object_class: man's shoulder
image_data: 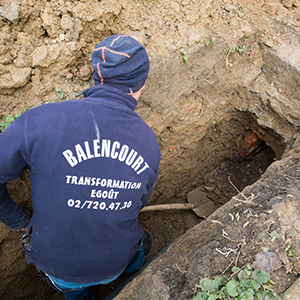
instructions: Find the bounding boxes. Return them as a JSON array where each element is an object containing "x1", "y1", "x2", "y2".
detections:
[{"x1": 24, "y1": 99, "x2": 83, "y2": 115}]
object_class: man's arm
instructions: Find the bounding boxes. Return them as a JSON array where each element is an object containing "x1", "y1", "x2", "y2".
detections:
[
  {"x1": 140, "y1": 181, "x2": 157, "y2": 209},
  {"x1": 0, "y1": 184, "x2": 30, "y2": 230},
  {"x1": 0, "y1": 114, "x2": 30, "y2": 230}
]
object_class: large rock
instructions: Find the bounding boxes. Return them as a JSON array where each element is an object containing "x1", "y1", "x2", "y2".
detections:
[
  {"x1": 73, "y1": 1, "x2": 122, "y2": 22},
  {"x1": 60, "y1": 15, "x2": 82, "y2": 41},
  {"x1": 0, "y1": 0, "x2": 19, "y2": 22},
  {"x1": 40, "y1": 4, "x2": 60, "y2": 38},
  {"x1": 31, "y1": 42, "x2": 78, "y2": 68},
  {"x1": 0, "y1": 65, "x2": 31, "y2": 94}
]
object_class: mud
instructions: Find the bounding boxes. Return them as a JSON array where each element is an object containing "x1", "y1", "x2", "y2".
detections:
[{"x1": 0, "y1": 0, "x2": 300, "y2": 299}]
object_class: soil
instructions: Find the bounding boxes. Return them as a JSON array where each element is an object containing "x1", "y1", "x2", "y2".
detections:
[
  {"x1": 111, "y1": 149, "x2": 300, "y2": 300},
  {"x1": 0, "y1": 0, "x2": 300, "y2": 299}
]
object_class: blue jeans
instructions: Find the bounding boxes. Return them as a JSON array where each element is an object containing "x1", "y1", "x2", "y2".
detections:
[{"x1": 42, "y1": 242, "x2": 145, "y2": 300}]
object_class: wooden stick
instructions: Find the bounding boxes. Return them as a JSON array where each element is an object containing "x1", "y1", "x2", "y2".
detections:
[{"x1": 140, "y1": 203, "x2": 195, "y2": 212}]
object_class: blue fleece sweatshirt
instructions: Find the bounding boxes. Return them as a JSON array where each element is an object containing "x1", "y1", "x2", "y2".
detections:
[{"x1": 0, "y1": 85, "x2": 160, "y2": 283}]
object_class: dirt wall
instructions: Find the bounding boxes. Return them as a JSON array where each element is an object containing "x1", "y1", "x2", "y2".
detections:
[{"x1": 1, "y1": 0, "x2": 300, "y2": 299}]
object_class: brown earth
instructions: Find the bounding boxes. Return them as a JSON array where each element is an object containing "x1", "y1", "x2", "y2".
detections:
[{"x1": 0, "y1": 0, "x2": 300, "y2": 299}]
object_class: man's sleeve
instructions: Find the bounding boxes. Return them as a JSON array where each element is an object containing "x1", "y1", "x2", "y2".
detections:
[
  {"x1": 0, "y1": 184, "x2": 30, "y2": 230},
  {"x1": 140, "y1": 167, "x2": 159, "y2": 208},
  {"x1": 140, "y1": 143, "x2": 161, "y2": 209},
  {"x1": 0, "y1": 114, "x2": 31, "y2": 230},
  {"x1": 140, "y1": 184, "x2": 156, "y2": 209}
]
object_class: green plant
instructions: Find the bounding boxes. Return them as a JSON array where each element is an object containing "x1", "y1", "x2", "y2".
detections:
[
  {"x1": 0, "y1": 113, "x2": 21, "y2": 132},
  {"x1": 179, "y1": 47, "x2": 188, "y2": 63},
  {"x1": 55, "y1": 87, "x2": 65, "y2": 100},
  {"x1": 0, "y1": 105, "x2": 40, "y2": 133},
  {"x1": 285, "y1": 245, "x2": 293, "y2": 257},
  {"x1": 228, "y1": 44, "x2": 246, "y2": 54},
  {"x1": 206, "y1": 39, "x2": 215, "y2": 46},
  {"x1": 225, "y1": 44, "x2": 247, "y2": 67},
  {"x1": 192, "y1": 264, "x2": 280, "y2": 300}
]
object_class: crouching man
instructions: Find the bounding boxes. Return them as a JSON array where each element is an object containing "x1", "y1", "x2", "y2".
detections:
[{"x1": 0, "y1": 34, "x2": 160, "y2": 300}]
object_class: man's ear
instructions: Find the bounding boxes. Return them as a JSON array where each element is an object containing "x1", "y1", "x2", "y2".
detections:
[
  {"x1": 131, "y1": 81, "x2": 147, "y2": 101},
  {"x1": 132, "y1": 89, "x2": 142, "y2": 101}
]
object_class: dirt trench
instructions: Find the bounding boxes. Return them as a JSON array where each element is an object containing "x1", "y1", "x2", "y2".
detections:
[{"x1": 1, "y1": 0, "x2": 300, "y2": 299}]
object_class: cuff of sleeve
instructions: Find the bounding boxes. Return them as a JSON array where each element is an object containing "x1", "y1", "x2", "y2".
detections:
[
  {"x1": 6, "y1": 210, "x2": 31, "y2": 231},
  {"x1": 0, "y1": 184, "x2": 31, "y2": 231}
]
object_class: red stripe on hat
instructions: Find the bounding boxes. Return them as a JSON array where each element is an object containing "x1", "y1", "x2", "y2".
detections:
[
  {"x1": 97, "y1": 63, "x2": 104, "y2": 85},
  {"x1": 102, "y1": 47, "x2": 106, "y2": 63},
  {"x1": 93, "y1": 46, "x2": 131, "y2": 59},
  {"x1": 105, "y1": 48, "x2": 130, "y2": 58},
  {"x1": 110, "y1": 35, "x2": 127, "y2": 47}
]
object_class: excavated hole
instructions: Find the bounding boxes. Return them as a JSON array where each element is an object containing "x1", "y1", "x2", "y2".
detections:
[
  {"x1": 95, "y1": 111, "x2": 286, "y2": 298},
  {"x1": 140, "y1": 111, "x2": 284, "y2": 258}
]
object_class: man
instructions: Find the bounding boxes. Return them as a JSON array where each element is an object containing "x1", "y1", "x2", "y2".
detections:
[{"x1": 0, "y1": 34, "x2": 161, "y2": 300}]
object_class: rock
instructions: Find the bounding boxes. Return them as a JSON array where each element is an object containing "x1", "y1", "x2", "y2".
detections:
[
  {"x1": 61, "y1": 15, "x2": 82, "y2": 41},
  {"x1": 282, "y1": 0, "x2": 296, "y2": 8},
  {"x1": 0, "y1": 25, "x2": 11, "y2": 41},
  {"x1": 14, "y1": 52, "x2": 32, "y2": 68},
  {"x1": 0, "y1": 53, "x2": 13, "y2": 64},
  {"x1": 61, "y1": 15, "x2": 75, "y2": 31},
  {"x1": 73, "y1": 2, "x2": 122, "y2": 22},
  {"x1": 31, "y1": 42, "x2": 80, "y2": 70},
  {"x1": 266, "y1": 3, "x2": 278, "y2": 15},
  {"x1": 78, "y1": 65, "x2": 92, "y2": 81},
  {"x1": 275, "y1": 42, "x2": 300, "y2": 72},
  {"x1": 16, "y1": 33, "x2": 32, "y2": 48},
  {"x1": 276, "y1": 248, "x2": 291, "y2": 273},
  {"x1": 251, "y1": 251, "x2": 282, "y2": 272},
  {"x1": 0, "y1": 64, "x2": 31, "y2": 93},
  {"x1": 240, "y1": 22, "x2": 254, "y2": 36},
  {"x1": 40, "y1": 4, "x2": 55, "y2": 28},
  {"x1": 32, "y1": 44, "x2": 62, "y2": 67},
  {"x1": 230, "y1": 19, "x2": 239, "y2": 26},
  {"x1": 225, "y1": 4, "x2": 238, "y2": 12},
  {"x1": 0, "y1": 0, "x2": 19, "y2": 22},
  {"x1": 32, "y1": 46, "x2": 50, "y2": 67},
  {"x1": 40, "y1": 4, "x2": 60, "y2": 38}
]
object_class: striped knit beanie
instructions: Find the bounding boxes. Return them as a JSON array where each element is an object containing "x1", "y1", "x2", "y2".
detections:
[{"x1": 92, "y1": 34, "x2": 149, "y2": 94}]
